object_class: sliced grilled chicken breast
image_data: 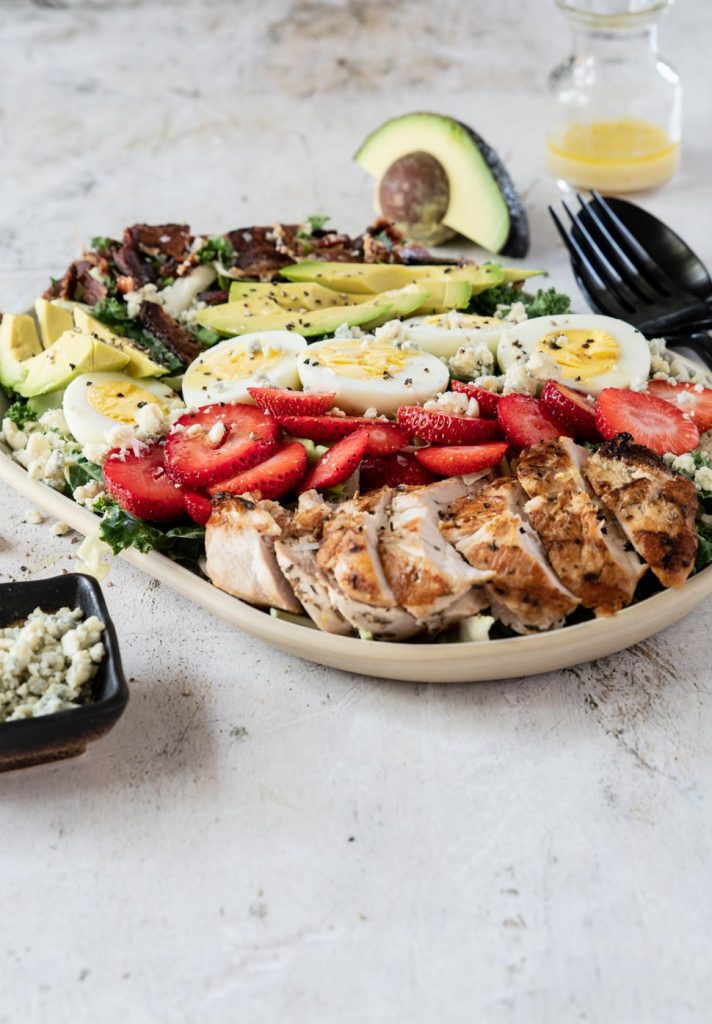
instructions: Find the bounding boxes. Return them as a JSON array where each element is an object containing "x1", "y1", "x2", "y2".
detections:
[
  {"x1": 274, "y1": 492, "x2": 351, "y2": 635},
  {"x1": 206, "y1": 494, "x2": 301, "y2": 613},
  {"x1": 517, "y1": 438, "x2": 646, "y2": 615},
  {"x1": 379, "y1": 478, "x2": 492, "y2": 626},
  {"x1": 584, "y1": 434, "x2": 698, "y2": 588},
  {"x1": 440, "y1": 477, "x2": 579, "y2": 633},
  {"x1": 317, "y1": 489, "x2": 422, "y2": 639}
]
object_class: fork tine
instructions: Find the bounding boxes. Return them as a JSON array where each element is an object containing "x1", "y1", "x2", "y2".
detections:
[
  {"x1": 549, "y1": 206, "x2": 630, "y2": 319},
  {"x1": 560, "y1": 199, "x2": 640, "y2": 312},
  {"x1": 575, "y1": 193, "x2": 660, "y2": 303},
  {"x1": 589, "y1": 190, "x2": 676, "y2": 294}
]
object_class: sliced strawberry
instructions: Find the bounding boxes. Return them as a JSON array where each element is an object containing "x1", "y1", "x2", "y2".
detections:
[
  {"x1": 361, "y1": 422, "x2": 410, "y2": 455},
  {"x1": 496, "y1": 394, "x2": 565, "y2": 449},
  {"x1": 396, "y1": 406, "x2": 501, "y2": 445},
  {"x1": 647, "y1": 379, "x2": 712, "y2": 432},
  {"x1": 209, "y1": 441, "x2": 308, "y2": 499},
  {"x1": 450, "y1": 380, "x2": 502, "y2": 418},
  {"x1": 277, "y1": 413, "x2": 391, "y2": 443},
  {"x1": 104, "y1": 443, "x2": 185, "y2": 522},
  {"x1": 595, "y1": 388, "x2": 700, "y2": 455},
  {"x1": 164, "y1": 403, "x2": 281, "y2": 488},
  {"x1": 184, "y1": 491, "x2": 212, "y2": 527},
  {"x1": 541, "y1": 380, "x2": 599, "y2": 441},
  {"x1": 299, "y1": 430, "x2": 369, "y2": 493},
  {"x1": 360, "y1": 452, "x2": 436, "y2": 491},
  {"x1": 415, "y1": 442, "x2": 509, "y2": 476},
  {"x1": 248, "y1": 387, "x2": 335, "y2": 417}
]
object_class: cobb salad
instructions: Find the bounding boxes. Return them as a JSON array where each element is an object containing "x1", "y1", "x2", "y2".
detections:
[{"x1": 2, "y1": 217, "x2": 712, "y2": 644}]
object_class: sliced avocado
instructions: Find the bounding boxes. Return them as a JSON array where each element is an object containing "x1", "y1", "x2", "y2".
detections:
[
  {"x1": 411, "y1": 278, "x2": 472, "y2": 314},
  {"x1": 16, "y1": 330, "x2": 129, "y2": 398},
  {"x1": 35, "y1": 299, "x2": 74, "y2": 348},
  {"x1": 354, "y1": 112, "x2": 529, "y2": 257},
  {"x1": 280, "y1": 260, "x2": 504, "y2": 295},
  {"x1": 27, "y1": 389, "x2": 65, "y2": 417},
  {"x1": 72, "y1": 307, "x2": 168, "y2": 377},
  {"x1": 500, "y1": 266, "x2": 546, "y2": 283},
  {"x1": 228, "y1": 281, "x2": 358, "y2": 311},
  {"x1": 0, "y1": 314, "x2": 43, "y2": 389}
]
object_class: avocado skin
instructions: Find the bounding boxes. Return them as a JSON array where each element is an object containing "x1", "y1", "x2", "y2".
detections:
[{"x1": 454, "y1": 120, "x2": 530, "y2": 258}]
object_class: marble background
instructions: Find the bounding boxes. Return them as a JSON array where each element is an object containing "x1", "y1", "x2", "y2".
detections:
[{"x1": 1, "y1": 1, "x2": 712, "y2": 1022}]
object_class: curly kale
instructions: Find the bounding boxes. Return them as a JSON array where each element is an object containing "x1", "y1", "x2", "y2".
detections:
[
  {"x1": 470, "y1": 282, "x2": 572, "y2": 319},
  {"x1": 94, "y1": 496, "x2": 205, "y2": 572},
  {"x1": 197, "y1": 235, "x2": 236, "y2": 266}
]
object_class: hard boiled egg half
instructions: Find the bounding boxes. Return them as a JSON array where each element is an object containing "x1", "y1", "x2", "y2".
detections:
[
  {"x1": 297, "y1": 336, "x2": 449, "y2": 415},
  {"x1": 182, "y1": 331, "x2": 306, "y2": 407},
  {"x1": 63, "y1": 372, "x2": 183, "y2": 448},
  {"x1": 402, "y1": 312, "x2": 506, "y2": 358},
  {"x1": 497, "y1": 314, "x2": 651, "y2": 395}
]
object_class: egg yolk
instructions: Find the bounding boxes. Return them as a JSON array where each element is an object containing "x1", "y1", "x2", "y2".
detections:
[
  {"x1": 199, "y1": 343, "x2": 283, "y2": 381},
  {"x1": 88, "y1": 381, "x2": 167, "y2": 422},
  {"x1": 312, "y1": 341, "x2": 410, "y2": 380},
  {"x1": 536, "y1": 329, "x2": 619, "y2": 382}
]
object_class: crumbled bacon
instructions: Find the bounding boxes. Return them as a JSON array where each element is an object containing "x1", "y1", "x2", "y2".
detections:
[
  {"x1": 127, "y1": 223, "x2": 191, "y2": 262},
  {"x1": 138, "y1": 301, "x2": 203, "y2": 364}
]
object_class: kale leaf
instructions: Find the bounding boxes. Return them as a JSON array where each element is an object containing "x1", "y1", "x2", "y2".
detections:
[
  {"x1": 198, "y1": 235, "x2": 236, "y2": 266},
  {"x1": 65, "y1": 457, "x2": 104, "y2": 493},
  {"x1": 90, "y1": 235, "x2": 116, "y2": 251},
  {"x1": 4, "y1": 400, "x2": 35, "y2": 428},
  {"x1": 91, "y1": 297, "x2": 183, "y2": 374},
  {"x1": 525, "y1": 287, "x2": 572, "y2": 318},
  {"x1": 189, "y1": 324, "x2": 222, "y2": 348},
  {"x1": 298, "y1": 215, "x2": 330, "y2": 238},
  {"x1": 95, "y1": 496, "x2": 206, "y2": 571},
  {"x1": 696, "y1": 521, "x2": 712, "y2": 573},
  {"x1": 469, "y1": 282, "x2": 572, "y2": 319}
]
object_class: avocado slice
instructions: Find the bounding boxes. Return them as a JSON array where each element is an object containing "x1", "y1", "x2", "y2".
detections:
[
  {"x1": 280, "y1": 261, "x2": 504, "y2": 295},
  {"x1": 500, "y1": 266, "x2": 546, "y2": 283},
  {"x1": 354, "y1": 113, "x2": 529, "y2": 257},
  {"x1": 16, "y1": 330, "x2": 129, "y2": 398},
  {"x1": 27, "y1": 389, "x2": 65, "y2": 417},
  {"x1": 197, "y1": 285, "x2": 429, "y2": 338},
  {"x1": 0, "y1": 314, "x2": 43, "y2": 389},
  {"x1": 228, "y1": 281, "x2": 359, "y2": 311},
  {"x1": 35, "y1": 299, "x2": 74, "y2": 348},
  {"x1": 72, "y1": 307, "x2": 168, "y2": 377}
]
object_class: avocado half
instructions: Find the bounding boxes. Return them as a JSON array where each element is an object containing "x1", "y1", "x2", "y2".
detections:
[{"x1": 354, "y1": 112, "x2": 530, "y2": 258}]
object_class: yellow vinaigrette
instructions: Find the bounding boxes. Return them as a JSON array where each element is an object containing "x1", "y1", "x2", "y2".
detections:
[
  {"x1": 537, "y1": 329, "x2": 619, "y2": 382},
  {"x1": 88, "y1": 380, "x2": 168, "y2": 422},
  {"x1": 313, "y1": 341, "x2": 410, "y2": 380},
  {"x1": 546, "y1": 118, "x2": 680, "y2": 192}
]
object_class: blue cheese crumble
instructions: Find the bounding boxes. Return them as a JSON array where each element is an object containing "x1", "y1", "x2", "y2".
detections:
[{"x1": 0, "y1": 607, "x2": 105, "y2": 721}]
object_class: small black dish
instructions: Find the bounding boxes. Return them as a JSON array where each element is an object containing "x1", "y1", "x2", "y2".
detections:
[{"x1": 0, "y1": 574, "x2": 128, "y2": 773}]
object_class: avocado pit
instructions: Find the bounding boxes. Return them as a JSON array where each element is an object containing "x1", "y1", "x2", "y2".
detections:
[{"x1": 378, "y1": 152, "x2": 456, "y2": 246}]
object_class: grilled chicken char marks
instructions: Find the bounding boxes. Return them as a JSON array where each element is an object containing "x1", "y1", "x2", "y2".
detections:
[
  {"x1": 584, "y1": 434, "x2": 698, "y2": 588},
  {"x1": 205, "y1": 494, "x2": 301, "y2": 613},
  {"x1": 441, "y1": 477, "x2": 579, "y2": 633},
  {"x1": 517, "y1": 438, "x2": 646, "y2": 616}
]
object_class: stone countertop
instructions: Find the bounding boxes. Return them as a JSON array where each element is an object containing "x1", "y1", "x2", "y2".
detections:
[{"x1": 1, "y1": 2, "x2": 711, "y2": 1021}]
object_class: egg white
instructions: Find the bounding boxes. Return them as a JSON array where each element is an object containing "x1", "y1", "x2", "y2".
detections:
[
  {"x1": 63, "y1": 372, "x2": 182, "y2": 448},
  {"x1": 297, "y1": 337, "x2": 449, "y2": 415},
  {"x1": 402, "y1": 312, "x2": 506, "y2": 358},
  {"x1": 182, "y1": 330, "x2": 306, "y2": 408},
  {"x1": 497, "y1": 314, "x2": 651, "y2": 395}
]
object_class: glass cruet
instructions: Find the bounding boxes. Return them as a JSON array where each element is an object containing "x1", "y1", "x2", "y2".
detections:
[{"x1": 546, "y1": 0, "x2": 682, "y2": 193}]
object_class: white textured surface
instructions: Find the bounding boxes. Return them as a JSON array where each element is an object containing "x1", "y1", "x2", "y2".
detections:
[{"x1": 2, "y1": 1, "x2": 712, "y2": 1021}]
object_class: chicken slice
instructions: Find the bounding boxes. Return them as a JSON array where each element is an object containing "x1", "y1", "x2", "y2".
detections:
[
  {"x1": 274, "y1": 492, "x2": 351, "y2": 635},
  {"x1": 379, "y1": 477, "x2": 493, "y2": 626},
  {"x1": 584, "y1": 434, "x2": 698, "y2": 588},
  {"x1": 317, "y1": 488, "x2": 422, "y2": 639},
  {"x1": 440, "y1": 477, "x2": 579, "y2": 633},
  {"x1": 517, "y1": 438, "x2": 646, "y2": 615},
  {"x1": 206, "y1": 493, "x2": 301, "y2": 612}
]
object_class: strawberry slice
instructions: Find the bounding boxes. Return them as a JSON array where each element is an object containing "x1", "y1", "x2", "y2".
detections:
[
  {"x1": 164, "y1": 403, "x2": 281, "y2": 488},
  {"x1": 496, "y1": 394, "x2": 565, "y2": 449},
  {"x1": 104, "y1": 442, "x2": 186, "y2": 522},
  {"x1": 647, "y1": 379, "x2": 712, "y2": 432},
  {"x1": 541, "y1": 380, "x2": 599, "y2": 441},
  {"x1": 184, "y1": 491, "x2": 212, "y2": 527},
  {"x1": 360, "y1": 422, "x2": 410, "y2": 455},
  {"x1": 360, "y1": 452, "x2": 436, "y2": 491},
  {"x1": 595, "y1": 387, "x2": 700, "y2": 455},
  {"x1": 208, "y1": 441, "x2": 308, "y2": 499},
  {"x1": 396, "y1": 406, "x2": 501, "y2": 444},
  {"x1": 450, "y1": 380, "x2": 502, "y2": 418},
  {"x1": 276, "y1": 413, "x2": 388, "y2": 443},
  {"x1": 415, "y1": 442, "x2": 509, "y2": 476},
  {"x1": 248, "y1": 387, "x2": 335, "y2": 417},
  {"x1": 299, "y1": 430, "x2": 369, "y2": 493}
]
